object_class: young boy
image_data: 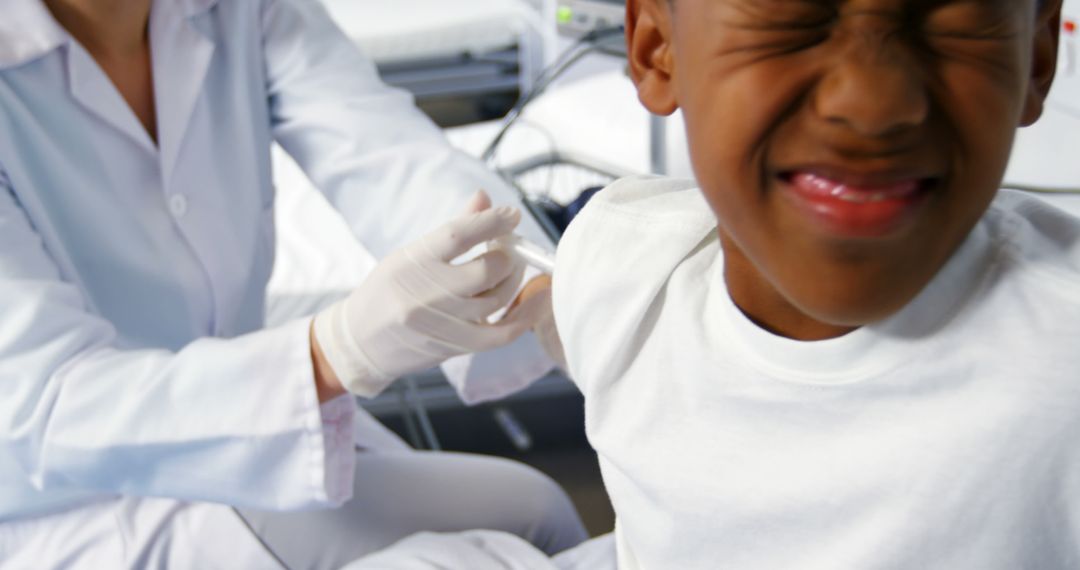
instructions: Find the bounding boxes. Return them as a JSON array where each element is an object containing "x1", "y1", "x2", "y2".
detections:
[{"x1": 553, "y1": 0, "x2": 1080, "y2": 568}]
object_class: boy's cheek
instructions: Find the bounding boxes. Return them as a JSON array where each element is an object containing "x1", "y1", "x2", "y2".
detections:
[{"x1": 931, "y1": 73, "x2": 1027, "y2": 181}]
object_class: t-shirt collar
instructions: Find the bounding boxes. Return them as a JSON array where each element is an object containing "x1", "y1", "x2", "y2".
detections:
[{"x1": 713, "y1": 217, "x2": 996, "y2": 384}]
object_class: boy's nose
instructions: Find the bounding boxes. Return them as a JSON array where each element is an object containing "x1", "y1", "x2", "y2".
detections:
[{"x1": 812, "y1": 34, "x2": 929, "y2": 139}]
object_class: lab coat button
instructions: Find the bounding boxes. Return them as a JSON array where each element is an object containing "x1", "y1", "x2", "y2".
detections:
[{"x1": 169, "y1": 194, "x2": 188, "y2": 217}]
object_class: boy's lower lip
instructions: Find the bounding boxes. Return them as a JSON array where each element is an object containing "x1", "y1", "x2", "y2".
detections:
[{"x1": 779, "y1": 171, "x2": 934, "y2": 238}]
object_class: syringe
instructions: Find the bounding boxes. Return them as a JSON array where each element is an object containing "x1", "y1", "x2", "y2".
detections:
[{"x1": 494, "y1": 234, "x2": 557, "y2": 274}]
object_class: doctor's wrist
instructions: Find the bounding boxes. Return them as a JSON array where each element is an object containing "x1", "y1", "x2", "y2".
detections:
[{"x1": 310, "y1": 321, "x2": 347, "y2": 403}]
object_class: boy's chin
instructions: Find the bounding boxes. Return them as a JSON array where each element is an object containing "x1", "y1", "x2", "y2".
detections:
[
  {"x1": 786, "y1": 290, "x2": 917, "y2": 336},
  {"x1": 755, "y1": 252, "x2": 945, "y2": 339}
]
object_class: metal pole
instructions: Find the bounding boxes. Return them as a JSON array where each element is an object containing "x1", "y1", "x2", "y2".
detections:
[{"x1": 649, "y1": 113, "x2": 667, "y2": 175}]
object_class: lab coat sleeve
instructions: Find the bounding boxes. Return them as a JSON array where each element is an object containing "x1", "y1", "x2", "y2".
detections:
[
  {"x1": 260, "y1": 0, "x2": 556, "y2": 403},
  {"x1": 0, "y1": 173, "x2": 354, "y2": 512}
]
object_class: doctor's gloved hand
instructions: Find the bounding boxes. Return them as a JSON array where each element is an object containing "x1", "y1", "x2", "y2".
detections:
[{"x1": 313, "y1": 191, "x2": 538, "y2": 398}]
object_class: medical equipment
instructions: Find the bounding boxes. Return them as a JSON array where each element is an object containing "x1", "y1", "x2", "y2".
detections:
[
  {"x1": 476, "y1": 22, "x2": 627, "y2": 248},
  {"x1": 482, "y1": 24, "x2": 625, "y2": 167},
  {"x1": 320, "y1": 0, "x2": 554, "y2": 126},
  {"x1": 556, "y1": 0, "x2": 626, "y2": 42}
]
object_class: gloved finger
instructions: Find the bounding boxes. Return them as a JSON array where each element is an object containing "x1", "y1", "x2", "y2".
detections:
[
  {"x1": 462, "y1": 190, "x2": 492, "y2": 214},
  {"x1": 423, "y1": 207, "x2": 522, "y2": 262},
  {"x1": 392, "y1": 303, "x2": 527, "y2": 355},
  {"x1": 477, "y1": 259, "x2": 527, "y2": 309},
  {"x1": 446, "y1": 259, "x2": 527, "y2": 321},
  {"x1": 433, "y1": 249, "x2": 517, "y2": 298},
  {"x1": 449, "y1": 318, "x2": 533, "y2": 352}
]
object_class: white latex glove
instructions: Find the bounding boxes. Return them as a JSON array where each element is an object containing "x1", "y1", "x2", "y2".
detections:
[{"x1": 314, "y1": 191, "x2": 539, "y2": 398}]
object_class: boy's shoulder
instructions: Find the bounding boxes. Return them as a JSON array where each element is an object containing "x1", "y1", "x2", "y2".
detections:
[
  {"x1": 985, "y1": 190, "x2": 1080, "y2": 290},
  {"x1": 553, "y1": 176, "x2": 720, "y2": 386},
  {"x1": 571, "y1": 175, "x2": 716, "y2": 224},
  {"x1": 555, "y1": 176, "x2": 718, "y2": 286}
]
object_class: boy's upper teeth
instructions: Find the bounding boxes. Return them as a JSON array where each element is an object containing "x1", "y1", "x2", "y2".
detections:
[{"x1": 793, "y1": 172, "x2": 919, "y2": 203}]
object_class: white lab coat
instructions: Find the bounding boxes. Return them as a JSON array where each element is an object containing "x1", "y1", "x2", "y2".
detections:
[{"x1": 0, "y1": 0, "x2": 551, "y2": 565}]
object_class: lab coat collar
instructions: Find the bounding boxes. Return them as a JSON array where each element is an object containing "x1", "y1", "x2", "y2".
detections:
[
  {"x1": 0, "y1": 1, "x2": 67, "y2": 69},
  {"x1": 0, "y1": 0, "x2": 219, "y2": 69},
  {"x1": 0, "y1": 1, "x2": 161, "y2": 152},
  {"x1": 0, "y1": 0, "x2": 223, "y2": 171},
  {"x1": 181, "y1": 0, "x2": 220, "y2": 17},
  {"x1": 154, "y1": 0, "x2": 218, "y2": 181}
]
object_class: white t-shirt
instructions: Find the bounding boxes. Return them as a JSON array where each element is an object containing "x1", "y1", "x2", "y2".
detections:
[{"x1": 553, "y1": 176, "x2": 1080, "y2": 570}]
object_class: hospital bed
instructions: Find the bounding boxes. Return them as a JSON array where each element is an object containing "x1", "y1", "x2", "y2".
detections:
[{"x1": 320, "y1": 0, "x2": 556, "y2": 126}]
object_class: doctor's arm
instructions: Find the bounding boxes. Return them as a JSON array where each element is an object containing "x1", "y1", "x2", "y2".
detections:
[
  {"x1": 260, "y1": 0, "x2": 552, "y2": 257},
  {"x1": 0, "y1": 176, "x2": 352, "y2": 512},
  {"x1": 260, "y1": 0, "x2": 559, "y2": 402}
]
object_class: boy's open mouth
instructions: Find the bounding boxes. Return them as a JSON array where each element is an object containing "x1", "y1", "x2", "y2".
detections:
[{"x1": 777, "y1": 169, "x2": 938, "y2": 238}]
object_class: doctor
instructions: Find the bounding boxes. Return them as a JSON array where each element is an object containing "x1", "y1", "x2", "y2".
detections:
[{"x1": 0, "y1": 0, "x2": 585, "y2": 567}]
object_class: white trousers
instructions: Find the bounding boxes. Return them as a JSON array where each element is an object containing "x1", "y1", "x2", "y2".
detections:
[
  {"x1": 237, "y1": 450, "x2": 589, "y2": 570},
  {"x1": 342, "y1": 530, "x2": 618, "y2": 570}
]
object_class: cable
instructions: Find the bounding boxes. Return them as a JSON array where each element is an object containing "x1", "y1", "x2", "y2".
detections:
[
  {"x1": 485, "y1": 28, "x2": 623, "y2": 161},
  {"x1": 481, "y1": 25, "x2": 626, "y2": 168},
  {"x1": 403, "y1": 376, "x2": 441, "y2": 451},
  {"x1": 503, "y1": 118, "x2": 560, "y2": 197}
]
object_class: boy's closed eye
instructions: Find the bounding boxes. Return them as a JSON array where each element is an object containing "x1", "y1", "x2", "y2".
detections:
[
  {"x1": 705, "y1": 0, "x2": 1034, "y2": 72},
  {"x1": 922, "y1": 1, "x2": 1023, "y2": 39},
  {"x1": 716, "y1": 0, "x2": 1025, "y2": 41}
]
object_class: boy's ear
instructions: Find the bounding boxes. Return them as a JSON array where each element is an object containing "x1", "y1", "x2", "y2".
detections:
[
  {"x1": 1020, "y1": 0, "x2": 1063, "y2": 126},
  {"x1": 626, "y1": 0, "x2": 678, "y2": 116}
]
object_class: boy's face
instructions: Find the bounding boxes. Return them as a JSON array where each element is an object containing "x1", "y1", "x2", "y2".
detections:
[{"x1": 627, "y1": 0, "x2": 1062, "y2": 339}]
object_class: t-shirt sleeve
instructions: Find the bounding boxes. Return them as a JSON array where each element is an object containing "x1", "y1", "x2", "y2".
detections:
[{"x1": 552, "y1": 176, "x2": 714, "y2": 392}]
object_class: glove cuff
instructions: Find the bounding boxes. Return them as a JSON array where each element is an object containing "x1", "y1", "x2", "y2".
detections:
[{"x1": 313, "y1": 300, "x2": 395, "y2": 398}]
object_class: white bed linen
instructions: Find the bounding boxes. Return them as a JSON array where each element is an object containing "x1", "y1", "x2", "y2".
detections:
[
  {"x1": 321, "y1": 0, "x2": 533, "y2": 64},
  {"x1": 340, "y1": 530, "x2": 615, "y2": 569}
]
